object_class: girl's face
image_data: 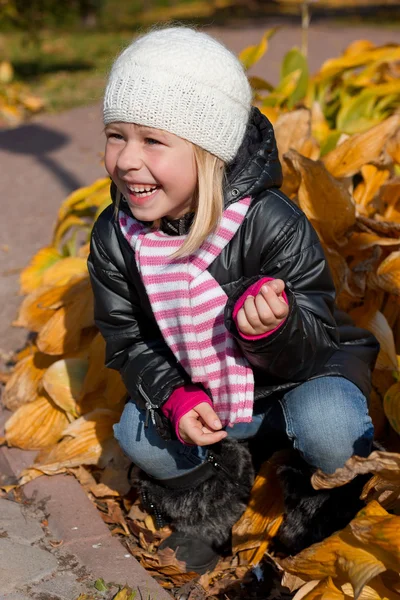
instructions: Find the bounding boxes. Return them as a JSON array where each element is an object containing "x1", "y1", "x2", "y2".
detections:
[{"x1": 104, "y1": 122, "x2": 197, "y2": 222}]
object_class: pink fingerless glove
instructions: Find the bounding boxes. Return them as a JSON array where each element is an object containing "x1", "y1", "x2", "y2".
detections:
[
  {"x1": 161, "y1": 384, "x2": 212, "y2": 444},
  {"x1": 233, "y1": 277, "x2": 288, "y2": 340}
]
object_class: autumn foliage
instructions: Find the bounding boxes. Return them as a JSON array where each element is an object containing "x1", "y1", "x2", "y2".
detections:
[{"x1": 1, "y1": 32, "x2": 400, "y2": 599}]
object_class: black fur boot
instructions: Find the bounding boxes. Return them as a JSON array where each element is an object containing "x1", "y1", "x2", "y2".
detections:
[
  {"x1": 138, "y1": 438, "x2": 255, "y2": 574},
  {"x1": 273, "y1": 452, "x2": 371, "y2": 556}
]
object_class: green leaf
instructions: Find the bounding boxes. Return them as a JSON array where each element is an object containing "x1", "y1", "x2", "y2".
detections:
[
  {"x1": 337, "y1": 91, "x2": 381, "y2": 134},
  {"x1": 280, "y1": 47, "x2": 309, "y2": 109},
  {"x1": 94, "y1": 578, "x2": 108, "y2": 592},
  {"x1": 320, "y1": 130, "x2": 342, "y2": 157},
  {"x1": 263, "y1": 69, "x2": 302, "y2": 108}
]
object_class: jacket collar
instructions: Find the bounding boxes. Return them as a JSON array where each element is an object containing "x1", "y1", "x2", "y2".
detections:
[
  {"x1": 112, "y1": 107, "x2": 282, "y2": 235},
  {"x1": 224, "y1": 106, "x2": 282, "y2": 207}
]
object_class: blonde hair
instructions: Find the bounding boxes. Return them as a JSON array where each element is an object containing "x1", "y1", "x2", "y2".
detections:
[
  {"x1": 113, "y1": 144, "x2": 225, "y2": 257},
  {"x1": 175, "y1": 145, "x2": 225, "y2": 258}
]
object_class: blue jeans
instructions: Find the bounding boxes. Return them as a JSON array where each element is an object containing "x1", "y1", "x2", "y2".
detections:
[{"x1": 114, "y1": 376, "x2": 374, "y2": 479}]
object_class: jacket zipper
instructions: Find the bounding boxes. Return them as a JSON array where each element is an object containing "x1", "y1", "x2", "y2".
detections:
[{"x1": 138, "y1": 383, "x2": 157, "y2": 428}]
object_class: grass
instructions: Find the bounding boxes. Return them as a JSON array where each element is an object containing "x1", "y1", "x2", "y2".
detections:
[{"x1": 1, "y1": 30, "x2": 136, "y2": 113}]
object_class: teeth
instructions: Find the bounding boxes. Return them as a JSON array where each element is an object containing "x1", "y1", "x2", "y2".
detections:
[{"x1": 127, "y1": 184, "x2": 157, "y2": 195}]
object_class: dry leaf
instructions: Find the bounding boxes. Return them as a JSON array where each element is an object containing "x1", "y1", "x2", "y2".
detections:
[
  {"x1": 4, "y1": 394, "x2": 69, "y2": 449},
  {"x1": 383, "y1": 383, "x2": 400, "y2": 434},
  {"x1": 3, "y1": 351, "x2": 55, "y2": 411},
  {"x1": 32, "y1": 409, "x2": 120, "y2": 472},
  {"x1": 323, "y1": 115, "x2": 399, "y2": 179},
  {"x1": 281, "y1": 505, "x2": 387, "y2": 599},
  {"x1": 293, "y1": 577, "x2": 346, "y2": 600},
  {"x1": 284, "y1": 149, "x2": 355, "y2": 245},
  {"x1": 349, "y1": 300, "x2": 397, "y2": 371},
  {"x1": 42, "y1": 358, "x2": 88, "y2": 416},
  {"x1": 232, "y1": 451, "x2": 286, "y2": 564},
  {"x1": 311, "y1": 452, "x2": 400, "y2": 490}
]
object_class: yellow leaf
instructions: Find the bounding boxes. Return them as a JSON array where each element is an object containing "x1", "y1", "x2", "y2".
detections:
[
  {"x1": 344, "y1": 233, "x2": 400, "y2": 255},
  {"x1": 3, "y1": 351, "x2": 56, "y2": 411},
  {"x1": 342, "y1": 575, "x2": 400, "y2": 600},
  {"x1": 284, "y1": 149, "x2": 355, "y2": 245},
  {"x1": 387, "y1": 131, "x2": 400, "y2": 166},
  {"x1": 36, "y1": 278, "x2": 94, "y2": 355},
  {"x1": 293, "y1": 577, "x2": 346, "y2": 600},
  {"x1": 22, "y1": 94, "x2": 44, "y2": 113},
  {"x1": 350, "y1": 514, "x2": 400, "y2": 572},
  {"x1": 323, "y1": 115, "x2": 400, "y2": 179},
  {"x1": 232, "y1": 451, "x2": 286, "y2": 564},
  {"x1": 33, "y1": 409, "x2": 120, "y2": 472},
  {"x1": 311, "y1": 102, "x2": 331, "y2": 146},
  {"x1": 79, "y1": 334, "x2": 108, "y2": 397},
  {"x1": 42, "y1": 358, "x2": 88, "y2": 417},
  {"x1": 248, "y1": 75, "x2": 274, "y2": 92},
  {"x1": 18, "y1": 468, "x2": 45, "y2": 486},
  {"x1": 0, "y1": 104, "x2": 23, "y2": 125},
  {"x1": 281, "y1": 503, "x2": 388, "y2": 600},
  {"x1": 20, "y1": 247, "x2": 63, "y2": 294},
  {"x1": 41, "y1": 257, "x2": 88, "y2": 288},
  {"x1": 274, "y1": 108, "x2": 313, "y2": 157},
  {"x1": 15, "y1": 283, "x2": 70, "y2": 331},
  {"x1": 259, "y1": 105, "x2": 280, "y2": 124},
  {"x1": 4, "y1": 395, "x2": 69, "y2": 450},
  {"x1": 343, "y1": 40, "x2": 376, "y2": 57},
  {"x1": 52, "y1": 215, "x2": 88, "y2": 249},
  {"x1": 0, "y1": 60, "x2": 14, "y2": 83},
  {"x1": 383, "y1": 383, "x2": 400, "y2": 434},
  {"x1": 354, "y1": 165, "x2": 391, "y2": 215},
  {"x1": 317, "y1": 46, "x2": 400, "y2": 81},
  {"x1": 322, "y1": 245, "x2": 355, "y2": 299},
  {"x1": 56, "y1": 178, "x2": 110, "y2": 222},
  {"x1": 113, "y1": 588, "x2": 136, "y2": 600},
  {"x1": 375, "y1": 251, "x2": 400, "y2": 296},
  {"x1": 368, "y1": 389, "x2": 387, "y2": 441},
  {"x1": 349, "y1": 300, "x2": 397, "y2": 371},
  {"x1": 239, "y1": 28, "x2": 277, "y2": 70}
]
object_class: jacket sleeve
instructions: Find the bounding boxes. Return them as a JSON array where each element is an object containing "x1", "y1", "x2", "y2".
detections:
[
  {"x1": 225, "y1": 212, "x2": 340, "y2": 381},
  {"x1": 87, "y1": 224, "x2": 191, "y2": 435}
]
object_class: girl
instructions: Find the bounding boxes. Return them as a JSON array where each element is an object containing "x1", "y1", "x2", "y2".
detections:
[{"x1": 88, "y1": 26, "x2": 378, "y2": 574}]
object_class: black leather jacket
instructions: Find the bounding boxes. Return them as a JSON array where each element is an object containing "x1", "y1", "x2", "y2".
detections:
[{"x1": 88, "y1": 108, "x2": 379, "y2": 438}]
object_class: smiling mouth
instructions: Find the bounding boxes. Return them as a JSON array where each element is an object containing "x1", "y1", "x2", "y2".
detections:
[{"x1": 126, "y1": 184, "x2": 159, "y2": 198}]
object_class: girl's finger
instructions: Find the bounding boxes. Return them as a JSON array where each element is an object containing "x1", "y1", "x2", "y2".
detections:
[
  {"x1": 236, "y1": 306, "x2": 254, "y2": 334},
  {"x1": 195, "y1": 402, "x2": 222, "y2": 430},
  {"x1": 268, "y1": 279, "x2": 285, "y2": 295},
  {"x1": 189, "y1": 429, "x2": 227, "y2": 447},
  {"x1": 242, "y1": 295, "x2": 263, "y2": 329},
  {"x1": 259, "y1": 285, "x2": 288, "y2": 319},
  {"x1": 254, "y1": 292, "x2": 274, "y2": 326}
]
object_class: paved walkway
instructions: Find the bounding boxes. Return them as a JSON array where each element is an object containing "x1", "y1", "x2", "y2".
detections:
[{"x1": 0, "y1": 20, "x2": 399, "y2": 600}]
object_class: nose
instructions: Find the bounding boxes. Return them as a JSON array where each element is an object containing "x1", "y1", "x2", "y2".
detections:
[{"x1": 116, "y1": 140, "x2": 143, "y2": 174}]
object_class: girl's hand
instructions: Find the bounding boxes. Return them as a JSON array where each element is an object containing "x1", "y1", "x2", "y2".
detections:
[
  {"x1": 236, "y1": 279, "x2": 288, "y2": 336},
  {"x1": 178, "y1": 402, "x2": 228, "y2": 446}
]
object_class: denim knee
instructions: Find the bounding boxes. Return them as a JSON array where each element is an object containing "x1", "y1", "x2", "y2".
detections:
[
  {"x1": 280, "y1": 377, "x2": 374, "y2": 474},
  {"x1": 113, "y1": 399, "x2": 208, "y2": 480}
]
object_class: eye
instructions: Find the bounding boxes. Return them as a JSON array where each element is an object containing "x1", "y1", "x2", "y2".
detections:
[
  {"x1": 106, "y1": 132, "x2": 124, "y2": 140},
  {"x1": 145, "y1": 137, "x2": 161, "y2": 145}
]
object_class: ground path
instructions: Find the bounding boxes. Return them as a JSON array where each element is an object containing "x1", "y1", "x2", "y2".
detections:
[{"x1": 1, "y1": 21, "x2": 399, "y2": 358}]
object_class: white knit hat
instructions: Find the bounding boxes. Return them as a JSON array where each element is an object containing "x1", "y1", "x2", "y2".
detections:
[{"x1": 103, "y1": 27, "x2": 252, "y2": 163}]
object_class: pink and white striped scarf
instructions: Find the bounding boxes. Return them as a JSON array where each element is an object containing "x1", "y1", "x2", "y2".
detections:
[{"x1": 119, "y1": 198, "x2": 254, "y2": 426}]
